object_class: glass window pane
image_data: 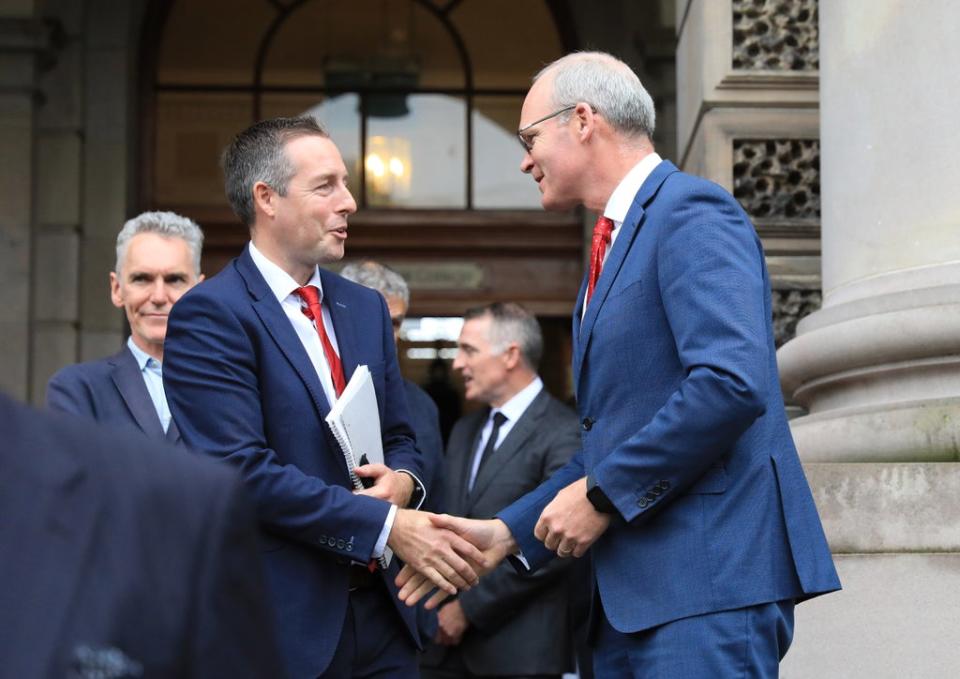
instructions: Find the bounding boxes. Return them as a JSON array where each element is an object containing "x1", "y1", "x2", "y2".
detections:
[
  {"x1": 366, "y1": 94, "x2": 465, "y2": 208},
  {"x1": 154, "y1": 92, "x2": 253, "y2": 206},
  {"x1": 263, "y1": 0, "x2": 464, "y2": 89},
  {"x1": 472, "y1": 96, "x2": 542, "y2": 209},
  {"x1": 260, "y1": 93, "x2": 362, "y2": 186}
]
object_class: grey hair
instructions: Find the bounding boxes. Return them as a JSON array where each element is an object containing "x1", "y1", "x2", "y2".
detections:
[
  {"x1": 340, "y1": 259, "x2": 410, "y2": 306},
  {"x1": 115, "y1": 211, "x2": 204, "y2": 275},
  {"x1": 463, "y1": 302, "x2": 543, "y2": 371},
  {"x1": 222, "y1": 116, "x2": 329, "y2": 226},
  {"x1": 535, "y1": 51, "x2": 656, "y2": 140}
]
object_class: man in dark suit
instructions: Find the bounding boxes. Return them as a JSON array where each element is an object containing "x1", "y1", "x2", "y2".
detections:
[
  {"x1": 162, "y1": 116, "x2": 484, "y2": 678},
  {"x1": 0, "y1": 391, "x2": 283, "y2": 678},
  {"x1": 421, "y1": 302, "x2": 580, "y2": 679},
  {"x1": 47, "y1": 211, "x2": 205, "y2": 445},
  {"x1": 399, "y1": 52, "x2": 841, "y2": 677}
]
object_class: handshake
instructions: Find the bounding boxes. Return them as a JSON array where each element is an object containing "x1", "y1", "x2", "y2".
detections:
[{"x1": 385, "y1": 476, "x2": 613, "y2": 609}]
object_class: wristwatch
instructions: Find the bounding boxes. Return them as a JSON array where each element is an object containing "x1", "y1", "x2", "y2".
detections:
[{"x1": 585, "y1": 475, "x2": 616, "y2": 514}]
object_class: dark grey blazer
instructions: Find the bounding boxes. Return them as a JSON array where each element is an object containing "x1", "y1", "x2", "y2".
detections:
[
  {"x1": 46, "y1": 346, "x2": 181, "y2": 445},
  {"x1": 422, "y1": 387, "x2": 581, "y2": 676}
]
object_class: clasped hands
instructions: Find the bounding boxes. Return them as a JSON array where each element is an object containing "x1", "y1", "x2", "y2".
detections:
[{"x1": 393, "y1": 476, "x2": 612, "y2": 610}]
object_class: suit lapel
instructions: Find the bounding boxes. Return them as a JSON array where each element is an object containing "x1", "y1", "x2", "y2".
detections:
[
  {"x1": 165, "y1": 417, "x2": 181, "y2": 445},
  {"x1": 237, "y1": 248, "x2": 333, "y2": 420},
  {"x1": 318, "y1": 269, "x2": 361, "y2": 384},
  {"x1": 467, "y1": 391, "x2": 549, "y2": 510},
  {"x1": 0, "y1": 408, "x2": 101, "y2": 666},
  {"x1": 575, "y1": 160, "x2": 679, "y2": 388},
  {"x1": 110, "y1": 348, "x2": 165, "y2": 439},
  {"x1": 448, "y1": 411, "x2": 487, "y2": 516}
]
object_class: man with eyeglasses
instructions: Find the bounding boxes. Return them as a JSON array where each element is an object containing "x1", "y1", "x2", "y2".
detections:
[{"x1": 398, "y1": 51, "x2": 840, "y2": 678}]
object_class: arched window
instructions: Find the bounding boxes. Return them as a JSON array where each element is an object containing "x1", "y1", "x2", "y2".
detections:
[{"x1": 146, "y1": 0, "x2": 573, "y2": 211}]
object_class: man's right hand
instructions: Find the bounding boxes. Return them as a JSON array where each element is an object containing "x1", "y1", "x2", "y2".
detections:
[
  {"x1": 387, "y1": 509, "x2": 488, "y2": 596},
  {"x1": 395, "y1": 515, "x2": 516, "y2": 608}
]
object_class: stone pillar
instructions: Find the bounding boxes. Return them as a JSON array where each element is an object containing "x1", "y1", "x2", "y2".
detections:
[
  {"x1": 0, "y1": 5, "x2": 45, "y2": 399},
  {"x1": 777, "y1": 1, "x2": 960, "y2": 676},
  {"x1": 676, "y1": 0, "x2": 822, "y2": 348}
]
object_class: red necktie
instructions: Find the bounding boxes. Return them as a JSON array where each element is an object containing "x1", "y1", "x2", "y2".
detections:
[
  {"x1": 586, "y1": 215, "x2": 615, "y2": 307},
  {"x1": 295, "y1": 285, "x2": 347, "y2": 397}
]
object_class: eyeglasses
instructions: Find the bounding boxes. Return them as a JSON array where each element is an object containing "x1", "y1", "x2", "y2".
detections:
[{"x1": 516, "y1": 104, "x2": 576, "y2": 153}]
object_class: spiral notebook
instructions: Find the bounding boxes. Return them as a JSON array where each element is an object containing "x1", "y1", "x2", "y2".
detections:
[{"x1": 325, "y1": 365, "x2": 392, "y2": 568}]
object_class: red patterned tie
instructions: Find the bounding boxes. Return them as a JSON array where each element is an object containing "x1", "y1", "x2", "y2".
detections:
[
  {"x1": 586, "y1": 215, "x2": 615, "y2": 307},
  {"x1": 295, "y1": 285, "x2": 347, "y2": 397}
]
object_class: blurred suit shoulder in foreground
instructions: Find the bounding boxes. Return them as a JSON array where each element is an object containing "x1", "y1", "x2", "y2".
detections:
[{"x1": 0, "y1": 392, "x2": 283, "y2": 679}]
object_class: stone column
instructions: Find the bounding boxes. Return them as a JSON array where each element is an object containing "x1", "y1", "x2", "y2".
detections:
[
  {"x1": 0, "y1": 6, "x2": 45, "y2": 399},
  {"x1": 676, "y1": 0, "x2": 822, "y2": 347},
  {"x1": 777, "y1": 1, "x2": 960, "y2": 676}
]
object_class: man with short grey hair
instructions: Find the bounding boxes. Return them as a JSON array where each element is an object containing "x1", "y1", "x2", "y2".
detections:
[
  {"x1": 421, "y1": 302, "x2": 580, "y2": 679},
  {"x1": 47, "y1": 210, "x2": 204, "y2": 444},
  {"x1": 399, "y1": 52, "x2": 841, "y2": 678}
]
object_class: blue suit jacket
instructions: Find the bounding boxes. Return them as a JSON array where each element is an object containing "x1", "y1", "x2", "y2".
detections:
[
  {"x1": 47, "y1": 346, "x2": 181, "y2": 446},
  {"x1": 163, "y1": 246, "x2": 424, "y2": 678},
  {"x1": 0, "y1": 392, "x2": 282, "y2": 678},
  {"x1": 499, "y1": 161, "x2": 841, "y2": 633},
  {"x1": 403, "y1": 378, "x2": 445, "y2": 514}
]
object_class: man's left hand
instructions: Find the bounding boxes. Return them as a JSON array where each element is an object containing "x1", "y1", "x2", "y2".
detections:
[
  {"x1": 534, "y1": 476, "x2": 611, "y2": 558},
  {"x1": 355, "y1": 463, "x2": 413, "y2": 506},
  {"x1": 434, "y1": 599, "x2": 470, "y2": 646}
]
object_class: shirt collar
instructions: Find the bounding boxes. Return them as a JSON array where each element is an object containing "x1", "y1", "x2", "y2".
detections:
[
  {"x1": 248, "y1": 241, "x2": 324, "y2": 304},
  {"x1": 126, "y1": 335, "x2": 157, "y2": 370},
  {"x1": 603, "y1": 152, "x2": 663, "y2": 226},
  {"x1": 494, "y1": 376, "x2": 543, "y2": 423}
]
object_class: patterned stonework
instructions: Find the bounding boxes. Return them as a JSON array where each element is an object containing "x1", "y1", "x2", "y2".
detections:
[
  {"x1": 732, "y1": 139, "x2": 820, "y2": 221},
  {"x1": 773, "y1": 289, "x2": 821, "y2": 347},
  {"x1": 732, "y1": 0, "x2": 819, "y2": 71}
]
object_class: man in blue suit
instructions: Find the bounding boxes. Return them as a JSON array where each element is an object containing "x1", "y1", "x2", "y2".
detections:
[
  {"x1": 47, "y1": 211, "x2": 204, "y2": 443},
  {"x1": 163, "y1": 117, "x2": 484, "y2": 678},
  {"x1": 399, "y1": 52, "x2": 841, "y2": 677}
]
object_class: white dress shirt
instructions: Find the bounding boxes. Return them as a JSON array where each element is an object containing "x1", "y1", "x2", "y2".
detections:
[
  {"x1": 468, "y1": 376, "x2": 544, "y2": 490},
  {"x1": 582, "y1": 152, "x2": 663, "y2": 318},
  {"x1": 248, "y1": 242, "x2": 398, "y2": 559},
  {"x1": 127, "y1": 336, "x2": 171, "y2": 433}
]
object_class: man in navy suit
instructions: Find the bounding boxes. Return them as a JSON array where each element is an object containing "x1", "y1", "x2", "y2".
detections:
[
  {"x1": 0, "y1": 391, "x2": 283, "y2": 678},
  {"x1": 162, "y1": 117, "x2": 485, "y2": 678},
  {"x1": 399, "y1": 52, "x2": 841, "y2": 677},
  {"x1": 47, "y1": 211, "x2": 205, "y2": 445}
]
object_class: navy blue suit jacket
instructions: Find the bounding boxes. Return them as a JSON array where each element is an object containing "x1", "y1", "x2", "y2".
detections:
[
  {"x1": 499, "y1": 161, "x2": 841, "y2": 634},
  {"x1": 0, "y1": 392, "x2": 282, "y2": 678},
  {"x1": 403, "y1": 378, "x2": 445, "y2": 514},
  {"x1": 163, "y1": 246, "x2": 423, "y2": 678},
  {"x1": 47, "y1": 346, "x2": 181, "y2": 445}
]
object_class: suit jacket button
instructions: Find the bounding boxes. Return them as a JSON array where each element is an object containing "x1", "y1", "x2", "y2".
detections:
[
  {"x1": 638, "y1": 497, "x2": 649, "y2": 508},
  {"x1": 582, "y1": 417, "x2": 594, "y2": 431},
  {"x1": 651, "y1": 486, "x2": 662, "y2": 496},
  {"x1": 646, "y1": 493, "x2": 656, "y2": 502},
  {"x1": 337, "y1": 539, "x2": 345, "y2": 549},
  {"x1": 660, "y1": 480, "x2": 670, "y2": 491}
]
